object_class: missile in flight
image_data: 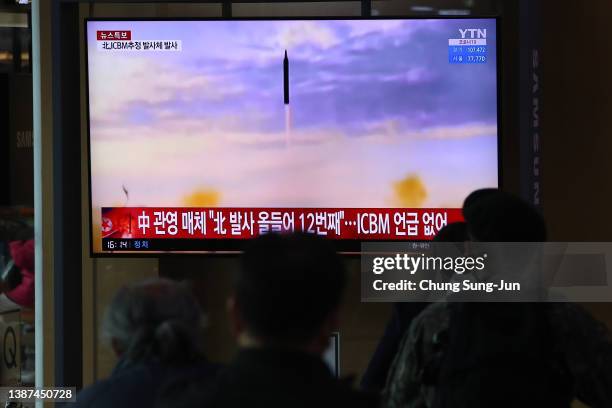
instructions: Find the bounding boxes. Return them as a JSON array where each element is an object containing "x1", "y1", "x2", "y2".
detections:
[{"x1": 283, "y1": 50, "x2": 289, "y2": 104}]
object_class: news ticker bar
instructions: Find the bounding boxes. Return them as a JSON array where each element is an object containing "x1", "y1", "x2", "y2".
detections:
[
  {"x1": 101, "y1": 207, "x2": 463, "y2": 242},
  {"x1": 0, "y1": 387, "x2": 76, "y2": 402}
]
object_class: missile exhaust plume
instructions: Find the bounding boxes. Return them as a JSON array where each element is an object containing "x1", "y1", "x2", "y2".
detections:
[{"x1": 285, "y1": 105, "x2": 291, "y2": 148}]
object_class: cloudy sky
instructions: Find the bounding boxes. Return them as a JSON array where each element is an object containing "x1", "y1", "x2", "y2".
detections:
[{"x1": 87, "y1": 19, "x2": 498, "y2": 211}]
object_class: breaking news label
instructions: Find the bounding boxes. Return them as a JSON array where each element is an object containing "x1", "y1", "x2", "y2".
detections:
[{"x1": 100, "y1": 207, "x2": 463, "y2": 251}]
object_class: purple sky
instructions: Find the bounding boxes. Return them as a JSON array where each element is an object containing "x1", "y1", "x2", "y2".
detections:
[
  {"x1": 88, "y1": 19, "x2": 497, "y2": 134},
  {"x1": 87, "y1": 19, "x2": 498, "y2": 214}
]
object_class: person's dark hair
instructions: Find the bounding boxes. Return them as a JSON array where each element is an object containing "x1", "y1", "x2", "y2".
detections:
[
  {"x1": 103, "y1": 278, "x2": 206, "y2": 365},
  {"x1": 462, "y1": 188, "x2": 498, "y2": 213},
  {"x1": 235, "y1": 232, "x2": 346, "y2": 344},
  {"x1": 432, "y1": 222, "x2": 469, "y2": 275},
  {"x1": 462, "y1": 189, "x2": 547, "y2": 242},
  {"x1": 433, "y1": 222, "x2": 468, "y2": 243}
]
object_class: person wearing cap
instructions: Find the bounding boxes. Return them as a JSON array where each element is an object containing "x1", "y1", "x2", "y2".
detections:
[{"x1": 382, "y1": 189, "x2": 612, "y2": 408}]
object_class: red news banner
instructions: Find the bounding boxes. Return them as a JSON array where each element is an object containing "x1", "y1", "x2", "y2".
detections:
[{"x1": 101, "y1": 207, "x2": 463, "y2": 241}]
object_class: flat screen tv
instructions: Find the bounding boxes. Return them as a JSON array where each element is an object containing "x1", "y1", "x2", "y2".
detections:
[{"x1": 86, "y1": 17, "x2": 499, "y2": 254}]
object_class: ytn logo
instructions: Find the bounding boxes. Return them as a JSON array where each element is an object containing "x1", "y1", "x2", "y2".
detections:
[{"x1": 459, "y1": 29, "x2": 487, "y2": 39}]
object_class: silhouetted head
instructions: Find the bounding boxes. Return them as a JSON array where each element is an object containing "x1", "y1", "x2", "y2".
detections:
[
  {"x1": 462, "y1": 188, "x2": 498, "y2": 213},
  {"x1": 433, "y1": 222, "x2": 469, "y2": 243},
  {"x1": 462, "y1": 189, "x2": 546, "y2": 242},
  {"x1": 103, "y1": 278, "x2": 206, "y2": 365},
  {"x1": 230, "y1": 232, "x2": 346, "y2": 353}
]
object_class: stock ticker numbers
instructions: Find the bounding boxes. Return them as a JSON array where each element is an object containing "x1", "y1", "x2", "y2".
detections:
[{"x1": 448, "y1": 28, "x2": 488, "y2": 64}]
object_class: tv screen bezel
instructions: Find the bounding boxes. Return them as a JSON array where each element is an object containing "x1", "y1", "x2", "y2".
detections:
[{"x1": 84, "y1": 16, "x2": 502, "y2": 257}]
